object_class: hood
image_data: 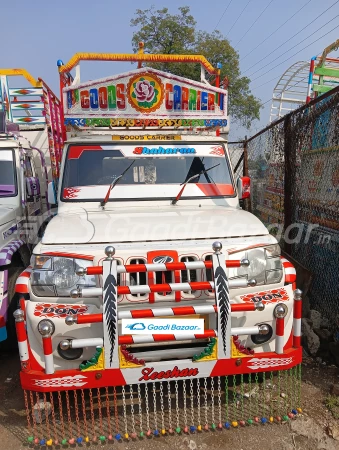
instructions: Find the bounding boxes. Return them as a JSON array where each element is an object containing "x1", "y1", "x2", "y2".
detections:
[
  {"x1": 0, "y1": 206, "x2": 16, "y2": 227},
  {"x1": 42, "y1": 206, "x2": 268, "y2": 244}
]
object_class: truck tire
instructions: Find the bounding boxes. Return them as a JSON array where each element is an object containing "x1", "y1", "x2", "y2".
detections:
[{"x1": 0, "y1": 266, "x2": 24, "y2": 352}]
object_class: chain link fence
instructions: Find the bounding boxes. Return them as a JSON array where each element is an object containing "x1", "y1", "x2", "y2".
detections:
[
  {"x1": 243, "y1": 86, "x2": 339, "y2": 329},
  {"x1": 228, "y1": 141, "x2": 245, "y2": 180}
]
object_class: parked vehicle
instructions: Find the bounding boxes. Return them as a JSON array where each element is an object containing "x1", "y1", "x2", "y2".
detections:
[
  {"x1": 0, "y1": 69, "x2": 63, "y2": 346},
  {"x1": 14, "y1": 52, "x2": 301, "y2": 442}
]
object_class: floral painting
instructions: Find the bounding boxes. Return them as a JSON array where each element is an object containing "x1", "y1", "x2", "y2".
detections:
[{"x1": 127, "y1": 73, "x2": 164, "y2": 113}]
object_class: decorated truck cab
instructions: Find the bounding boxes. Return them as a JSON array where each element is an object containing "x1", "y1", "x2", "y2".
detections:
[
  {"x1": 15, "y1": 51, "x2": 302, "y2": 445},
  {"x1": 0, "y1": 69, "x2": 63, "y2": 346},
  {"x1": 0, "y1": 124, "x2": 45, "y2": 344}
]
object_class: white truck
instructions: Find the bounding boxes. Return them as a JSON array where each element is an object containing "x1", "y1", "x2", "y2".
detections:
[
  {"x1": 15, "y1": 53, "x2": 299, "y2": 383},
  {"x1": 0, "y1": 70, "x2": 63, "y2": 346}
]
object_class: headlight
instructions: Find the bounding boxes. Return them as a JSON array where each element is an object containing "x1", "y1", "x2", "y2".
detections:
[
  {"x1": 31, "y1": 256, "x2": 96, "y2": 297},
  {"x1": 229, "y1": 244, "x2": 283, "y2": 286}
]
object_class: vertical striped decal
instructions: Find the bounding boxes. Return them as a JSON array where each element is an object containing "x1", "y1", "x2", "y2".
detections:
[
  {"x1": 42, "y1": 335, "x2": 54, "y2": 374},
  {"x1": 281, "y1": 257, "x2": 296, "y2": 284},
  {"x1": 15, "y1": 266, "x2": 32, "y2": 294},
  {"x1": 102, "y1": 259, "x2": 118, "y2": 368},
  {"x1": 212, "y1": 251, "x2": 230, "y2": 358},
  {"x1": 293, "y1": 290, "x2": 302, "y2": 348},
  {"x1": 275, "y1": 317, "x2": 285, "y2": 354}
]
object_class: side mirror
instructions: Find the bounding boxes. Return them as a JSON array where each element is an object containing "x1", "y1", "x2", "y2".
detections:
[
  {"x1": 47, "y1": 181, "x2": 57, "y2": 205},
  {"x1": 26, "y1": 177, "x2": 40, "y2": 197},
  {"x1": 237, "y1": 176, "x2": 251, "y2": 199}
]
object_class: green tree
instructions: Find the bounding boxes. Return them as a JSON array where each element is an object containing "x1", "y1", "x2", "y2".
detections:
[{"x1": 131, "y1": 6, "x2": 261, "y2": 128}]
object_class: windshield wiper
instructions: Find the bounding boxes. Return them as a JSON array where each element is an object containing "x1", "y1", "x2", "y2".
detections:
[
  {"x1": 100, "y1": 159, "x2": 136, "y2": 208},
  {"x1": 171, "y1": 163, "x2": 220, "y2": 205}
]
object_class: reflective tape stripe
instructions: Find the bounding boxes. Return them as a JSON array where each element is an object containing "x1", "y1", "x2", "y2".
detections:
[
  {"x1": 293, "y1": 319, "x2": 301, "y2": 337},
  {"x1": 15, "y1": 267, "x2": 32, "y2": 294},
  {"x1": 128, "y1": 285, "x2": 152, "y2": 295}
]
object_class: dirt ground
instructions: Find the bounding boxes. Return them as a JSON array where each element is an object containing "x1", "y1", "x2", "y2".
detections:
[{"x1": 0, "y1": 353, "x2": 338, "y2": 450}]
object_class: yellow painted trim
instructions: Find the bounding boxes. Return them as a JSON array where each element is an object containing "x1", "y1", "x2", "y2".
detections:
[
  {"x1": 112, "y1": 135, "x2": 181, "y2": 141},
  {"x1": 194, "y1": 338, "x2": 218, "y2": 362},
  {"x1": 81, "y1": 348, "x2": 105, "y2": 371},
  {"x1": 59, "y1": 53, "x2": 218, "y2": 75},
  {"x1": 119, "y1": 347, "x2": 144, "y2": 368},
  {"x1": 231, "y1": 339, "x2": 251, "y2": 358},
  {"x1": 0, "y1": 69, "x2": 41, "y2": 87}
]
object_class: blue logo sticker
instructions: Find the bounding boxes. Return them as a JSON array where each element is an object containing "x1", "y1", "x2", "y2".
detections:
[{"x1": 126, "y1": 323, "x2": 146, "y2": 331}]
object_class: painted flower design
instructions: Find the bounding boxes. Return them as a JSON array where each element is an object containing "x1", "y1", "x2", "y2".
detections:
[
  {"x1": 134, "y1": 80, "x2": 155, "y2": 102},
  {"x1": 131, "y1": 77, "x2": 160, "y2": 109}
]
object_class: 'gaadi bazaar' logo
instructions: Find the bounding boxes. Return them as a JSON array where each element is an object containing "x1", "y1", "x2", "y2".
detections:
[
  {"x1": 127, "y1": 73, "x2": 164, "y2": 113},
  {"x1": 240, "y1": 288, "x2": 289, "y2": 305},
  {"x1": 34, "y1": 303, "x2": 89, "y2": 318}
]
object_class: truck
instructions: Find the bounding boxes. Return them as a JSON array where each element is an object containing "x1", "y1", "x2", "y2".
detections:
[
  {"x1": 14, "y1": 50, "x2": 302, "y2": 445},
  {"x1": 0, "y1": 69, "x2": 63, "y2": 345}
]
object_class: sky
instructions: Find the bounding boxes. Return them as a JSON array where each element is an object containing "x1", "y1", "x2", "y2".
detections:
[{"x1": 1, "y1": 0, "x2": 339, "y2": 139}]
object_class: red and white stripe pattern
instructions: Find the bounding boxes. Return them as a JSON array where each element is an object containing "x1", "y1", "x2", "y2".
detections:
[
  {"x1": 275, "y1": 317, "x2": 285, "y2": 354},
  {"x1": 42, "y1": 335, "x2": 55, "y2": 374},
  {"x1": 14, "y1": 311, "x2": 30, "y2": 371},
  {"x1": 306, "y1": 57, "x2": 316, "y2": 103},
  {"x1": 71, "y1": 302, "x2": 262, "y2": 325},
  {"x1": 119, "y1": 303, "x2": 261, "y2": 319},
  {"x1": 281, "y1": 257, "x2": 296, "y2": 284},
  {"x1": 15, "y1": 266, "x2": 32, "y2": 294},
  {"x1": 293, "y1": 289, "x2": 302, "y2": 348},
  {"x1": 86, "y1": 259, "x2": 243, "y2": 276},
  {"x1": 119, "y1": 281, "x2": 213, "y2": 297},
  {"x1": 78, "y1": 278, "x2": 250, "y2": 299},
  {"x1": 118, "y1": 325, "x2": 264, "y2": 345}
]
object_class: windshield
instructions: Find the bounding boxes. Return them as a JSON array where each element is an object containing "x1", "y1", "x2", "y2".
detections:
[
  {"x1": 62, "y1": 143, "x2": 235, "y2": 202},
  {"x1": 0, "y1": 150, "x2": 17, "y2": 197}
]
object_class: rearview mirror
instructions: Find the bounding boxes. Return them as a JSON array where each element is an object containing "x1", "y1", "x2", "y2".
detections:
[
  {"x1": 237, "y1": 176, "x2": 251, "y2": 199},
  {"x1": 47, "y1": 181, "x2": 57, "y2": 205},
  {"x1": 26, "y1": 177, "x2": 40, "y2": 197}
]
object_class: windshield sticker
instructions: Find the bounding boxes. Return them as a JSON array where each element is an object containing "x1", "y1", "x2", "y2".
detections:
[
  {"x1": 133, "y1": 146, "x2": 196, "y2": 155},
  {"x1": 210, "y1": 145, "x2": 225, "y2": 156},
  {"x1": 63, "y1": 187, "x2": 81, "y2": 199},
  {"x1": 197, "y1": 184, "x2": 234, "y2": 196},
  {"x1": 112, "y1": 135, "x2": 181, "y2": 141},
  {"x1": 68, "y1": 146, "x2": 124, "y2": 160}
]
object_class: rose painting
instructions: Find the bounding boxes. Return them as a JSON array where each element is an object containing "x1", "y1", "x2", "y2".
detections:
[{"x1": 131, "y1": 78, "x2": 159, "y2": 108}]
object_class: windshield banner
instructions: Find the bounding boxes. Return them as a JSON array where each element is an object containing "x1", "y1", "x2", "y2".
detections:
[
  {"x1": 63, "y1": 68, "x2": 228, "y2": 123},
  {"x1": 67, "y1": 144, "x2": 226, "y2": 159}
]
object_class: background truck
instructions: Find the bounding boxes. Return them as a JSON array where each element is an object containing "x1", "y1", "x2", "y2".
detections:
[{"x1": 0, "y1": 69, "x2": 63, "y2": 345}]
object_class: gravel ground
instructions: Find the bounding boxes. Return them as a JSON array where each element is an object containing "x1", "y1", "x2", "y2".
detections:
[{"x1": 0, "y1": 353, "x2": 338, "y2": 450}]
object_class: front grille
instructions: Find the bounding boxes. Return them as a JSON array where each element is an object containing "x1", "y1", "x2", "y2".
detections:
[
  {"x1": 127, "y1": 258, "x2": 147, "y2": 299},
  {"x1": 204, "y1": 254, "x2": 214, "y2": 295},
  {"x1": 180, "y1": 256, "x2": 197, "y2": 295},
  {"x1": 122, "y1": 254, "x2": 213, "y2": 301},
  {"x1": 155, "y1": 269, "x2": 173, "y2": 296}
]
